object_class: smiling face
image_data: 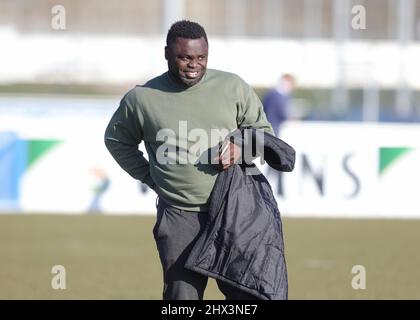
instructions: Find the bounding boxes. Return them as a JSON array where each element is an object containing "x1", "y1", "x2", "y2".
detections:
[{"x1": 165, "y1": 37, "x2": 208, "y2": 87}]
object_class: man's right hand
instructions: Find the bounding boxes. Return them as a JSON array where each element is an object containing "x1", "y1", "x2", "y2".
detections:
[{"x1": 216, "y1": 141, "x2": 242, "y2": 171}]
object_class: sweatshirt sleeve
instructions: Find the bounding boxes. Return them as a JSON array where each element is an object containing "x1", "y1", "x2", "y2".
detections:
[
  {"x1": 236, "y1": 79, "x2": 275, "y2": 135},
  {"x1": 104, "y1": 89, "x2": 155, "y2": 189}
]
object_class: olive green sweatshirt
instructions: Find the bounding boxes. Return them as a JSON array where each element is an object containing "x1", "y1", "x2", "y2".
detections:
[{"x1": 105, "y1": 69, "x2": 273, "y2": 212}]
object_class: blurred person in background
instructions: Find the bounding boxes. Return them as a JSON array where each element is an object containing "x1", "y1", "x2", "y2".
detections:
[
  {"x1": 262, "y1": 74, "x2": 295, "y2": 196},
  {"x1": 104, "y1": 20, "x2": 273, "y2": 300},
  {"x1": 263, "y1": 74, "x2": 296, "y2": 137}
]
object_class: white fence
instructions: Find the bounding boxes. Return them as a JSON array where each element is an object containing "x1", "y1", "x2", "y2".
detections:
[
  {"x1": 1, "y1": 28, "x2": 420, "y2": 89},
  {"x1": 1, "y1": 105, "x2": 419, "y2": 218}
]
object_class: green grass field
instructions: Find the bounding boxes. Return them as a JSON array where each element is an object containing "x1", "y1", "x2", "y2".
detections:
[{"x1": 1, "y1": 214, "x2": 420, "y2": 300}]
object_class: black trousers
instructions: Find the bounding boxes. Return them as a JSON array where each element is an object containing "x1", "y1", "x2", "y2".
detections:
[{"x1": 153, "y1": 198, "x2": 257, "y2": 300}]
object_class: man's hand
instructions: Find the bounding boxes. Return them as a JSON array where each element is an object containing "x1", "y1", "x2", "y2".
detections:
[{"x1": 217, "y1": 141, "x2": 242, "y2": 171}]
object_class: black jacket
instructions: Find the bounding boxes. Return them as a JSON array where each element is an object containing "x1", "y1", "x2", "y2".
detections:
[{"x1": 185, "y1": 128, "x2": 296, "y2": 300}]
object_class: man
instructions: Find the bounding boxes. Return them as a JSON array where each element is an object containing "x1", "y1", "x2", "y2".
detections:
[
  {"x1": 105, "y1": 20, "x2": 273, "y2": 300},
  {"x1": 263, "y1": 74, "x2": 295, "y2": 137},
  {"x1": 262, "y1": 74, "x2": 295, "y2": 196}
]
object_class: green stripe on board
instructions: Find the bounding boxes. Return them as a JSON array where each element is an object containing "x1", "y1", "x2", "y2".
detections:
[
  {"x1": 27, "y1": 140, "x2": 61, "y2": 168},
  {"x1": 379, "y1": 147, "x2": 412, "y2": 175}
]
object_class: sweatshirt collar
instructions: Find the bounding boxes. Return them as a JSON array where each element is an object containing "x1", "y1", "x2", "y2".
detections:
[{"x1": 165, "y1": 70, "x2": 208, "y2": 92}]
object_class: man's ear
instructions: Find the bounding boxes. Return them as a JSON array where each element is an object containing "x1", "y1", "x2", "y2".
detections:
[{"x1": 164, "y1": 46, "x2": 168, "y2": 60}]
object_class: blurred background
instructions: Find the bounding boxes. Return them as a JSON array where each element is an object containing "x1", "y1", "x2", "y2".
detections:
[{"x1": 1, "y1": 0, "x2": 420, "y2": 299}]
